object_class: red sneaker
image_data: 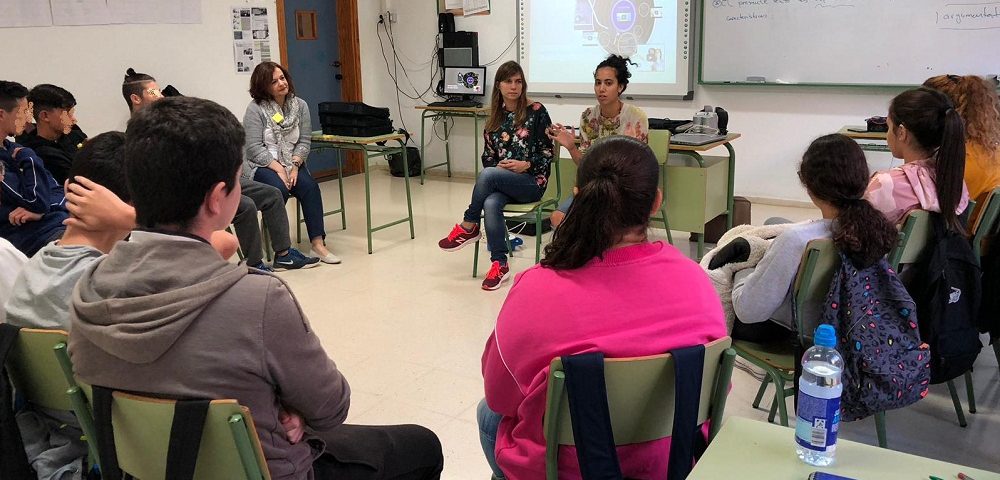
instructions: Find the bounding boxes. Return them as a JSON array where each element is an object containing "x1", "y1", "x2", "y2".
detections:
[
  {"x1": 481, "y1": 261, "x2": 510, "y2": 291},
  {"x1": 438, "y1": 223, "x2": 481, "y2": 251}
]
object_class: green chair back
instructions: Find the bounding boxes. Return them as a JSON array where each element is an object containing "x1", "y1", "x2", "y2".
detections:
[
  {"x1": 556, "y1": 141, "x2": 578, "y2": 203},
  {"x1": 501, "y1": 153, "x2": 562, "y2": 214},
  {"x1": 74, "y1": 381, "x2": 270, "y2": 480},
  {"x1": 887, "y1": 210, "x2": 932, "y2": 270},
  {"x1": 6, "y1": 329, "x2": 74, "y2": 412},
  {"x1": 791, "y1": 239, "x2": 841, "y2": 344},
  {"x1": 647, "y1": 129, "x2": 671, "y2": 165},
  {"x1": 971, "y1": 187, "x2": 1000, "y2": 260},
  {"x1": 542, "y1": 337, "x2": 736, "y2": 480}
]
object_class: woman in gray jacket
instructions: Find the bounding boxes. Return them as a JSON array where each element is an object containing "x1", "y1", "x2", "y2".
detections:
[{"x1": 243, "y1": 61, "x2": 340, "y2": 264}]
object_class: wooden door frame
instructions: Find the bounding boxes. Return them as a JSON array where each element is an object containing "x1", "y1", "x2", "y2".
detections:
[{"x1": 276, "y1": 0, "x2": 364, "y2": 177}]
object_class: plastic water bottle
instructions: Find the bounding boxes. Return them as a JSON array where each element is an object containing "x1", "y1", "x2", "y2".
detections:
[{"x1": 795, "y1": 324, "x2": 844, "y2": 466}]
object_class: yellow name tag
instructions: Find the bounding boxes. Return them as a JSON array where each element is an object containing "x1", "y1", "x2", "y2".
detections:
[{"x1": 271, "y1": 112, "x2": 285, "y2": 124}]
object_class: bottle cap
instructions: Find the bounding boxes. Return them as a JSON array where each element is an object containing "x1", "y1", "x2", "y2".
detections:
[{"x1": 814, "y1": 324, "x2": 837, "y2": 348}]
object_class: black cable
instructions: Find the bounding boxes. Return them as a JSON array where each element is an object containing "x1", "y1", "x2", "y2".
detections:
[
  {"x1": 386, "y1": 17, "x2": 435, "y2": 100},
  {"x1": 482, "y1": 35, "x2": 518, "y2": 66}
]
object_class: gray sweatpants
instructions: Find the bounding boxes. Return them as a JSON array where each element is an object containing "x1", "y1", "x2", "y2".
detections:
[{"x1": 232, "y1": 178, "x2": 292, "y2": 265}]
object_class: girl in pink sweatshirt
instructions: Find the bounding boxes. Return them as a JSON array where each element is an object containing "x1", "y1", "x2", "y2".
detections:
[{"x1": 479, "y1": 136, "x2": 727, "y2": 479}]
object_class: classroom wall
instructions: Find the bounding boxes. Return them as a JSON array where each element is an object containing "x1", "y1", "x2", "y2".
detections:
[
  {"x1": 0, "y1": 0, "x2": 282, "y2": 134},
  {"x1": 355, "y1": 1, "x2": 901, "y2": 205}
]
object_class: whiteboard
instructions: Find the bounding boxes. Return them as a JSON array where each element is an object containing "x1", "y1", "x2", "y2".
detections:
[
  {"x1": 518, "y1": 0, "x2": 694, "y2": 98},
  {"x1": 700, "y1": 0, "x2": 1000, "y2": 86}
]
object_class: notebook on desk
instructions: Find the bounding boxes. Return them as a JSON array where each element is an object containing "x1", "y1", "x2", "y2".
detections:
[{"x1": 670, "y1": 132, "x2": 728, "y2": 146}]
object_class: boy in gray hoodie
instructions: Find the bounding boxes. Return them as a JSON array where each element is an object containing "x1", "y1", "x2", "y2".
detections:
[{"x1": 69, "y1": 96, "x2": 442, "y2": 480}]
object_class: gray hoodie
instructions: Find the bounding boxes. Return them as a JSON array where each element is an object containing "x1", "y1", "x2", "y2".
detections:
[{"x1": 69, "y1": 231, "x2": 350, "y2": 480}]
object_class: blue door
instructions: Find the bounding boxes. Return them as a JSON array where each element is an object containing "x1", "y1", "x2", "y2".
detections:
[{"x1": 283, "y1": 0, "x2": 343, "y2": 176}]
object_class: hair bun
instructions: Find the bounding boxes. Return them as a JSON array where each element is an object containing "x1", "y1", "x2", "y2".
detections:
[{"x1": 126, "y1": 68, "x2": 136, "y2": 76}]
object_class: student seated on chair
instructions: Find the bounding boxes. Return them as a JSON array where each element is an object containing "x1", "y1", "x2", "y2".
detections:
[
  {"x1": 68, "y1": 97, "x2": 443, "y2": 480},
  {"x1": 864, "y1": 87, "x2": 970, "y2": 230},
  {"x1": 546, "y1": 54, "x2": 649, "y2": 228},
  {"x1": 0, "y1": 236, "x2": 27, "y2": 320},
  {"x1": 478, "y1": 136, "x2": 726, "y2": 479},
  {"x1": 16, "y1": 84, "x2": 87, "y2": 185},
  {"x1": 716, "y1": 135, "x2": 899, "y2": 344},
  {"x1": 124, "y1": 68, "x2": 317, "y2": 271},
  {"x1": 243, "y1": 61, "x2": 340, "y2": 265},
  {"x1": 437, "y1": 61, "x2": 554, "y2": 290},
  {"x1": 923, "y1": 74, "x2": 1000, "y2": 222},
  {"x1": 0, "y1": 80, "x2": 68, "y2": 257}
]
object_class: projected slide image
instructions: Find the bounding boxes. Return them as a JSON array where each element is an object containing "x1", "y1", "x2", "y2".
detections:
[{"x1": 529, "y1": 0, "x2": 678, "y2": 85}]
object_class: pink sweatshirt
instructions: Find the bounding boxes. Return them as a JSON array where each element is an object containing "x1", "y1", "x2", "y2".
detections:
[{"x1": 482, "y1": 242, "x2": 726, "y2": 480}]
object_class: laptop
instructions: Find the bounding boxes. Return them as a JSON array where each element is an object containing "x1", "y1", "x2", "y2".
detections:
[{"x1": 670, "y1": 132, "x2": 728, "y2": 146}]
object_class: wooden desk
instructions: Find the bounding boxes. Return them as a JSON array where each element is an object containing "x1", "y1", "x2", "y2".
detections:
[
  {"x1": 667, "y1": 133, "x2": 741, "y2": 258},
  {"x1": 415, "y1": 105, "x2": 490, "y2": 185},
  {"x1": 310, "y1": 132, "x2": 415, "y2": 254},
  {"x1": 840, "y1": 125, "x2": 890, "y2": 152},
  {"x1": 689, "y1": 417, "x2": 999, "y2": 480}
]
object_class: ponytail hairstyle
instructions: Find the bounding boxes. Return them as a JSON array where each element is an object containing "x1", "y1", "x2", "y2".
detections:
[
  {"x1": 485, "y1": 61, "x2": 528, "y2": 132},
  {"x1": 594, "y1": 54, "x2": 635, "y2": 94},
  {"x1": 541, "y1": 136, "x2": 659, "y2": 270},
  {"x1": 889, "y1": 87, "x2": 967, "y2": 233},
  {"x1": 923, "y1": 74, "x2": 1000, "y2": 157},
  {"x1": 799, "y1": 134, "x2": 898, "y2": 267},
  {"x1": 122, "y1": 68, "x2": 156, "y2": 112}
]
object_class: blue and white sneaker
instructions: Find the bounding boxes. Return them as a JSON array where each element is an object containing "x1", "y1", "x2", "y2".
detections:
[
  {"x1": 272, "y1": 247, "x2": 321, "y2": 271},
  {"x1": 247, "y1": 261, "x2": 275, "y2": 273}
]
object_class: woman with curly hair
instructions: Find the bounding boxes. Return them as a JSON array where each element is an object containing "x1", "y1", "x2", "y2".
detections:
[{"x1": 923, "y1": 74, "x2": 1000, "y2": 219}]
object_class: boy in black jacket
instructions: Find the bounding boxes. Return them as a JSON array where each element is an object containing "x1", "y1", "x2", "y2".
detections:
[{"x1": 16, "y1": 84, "x2": 87, "y2": 184}]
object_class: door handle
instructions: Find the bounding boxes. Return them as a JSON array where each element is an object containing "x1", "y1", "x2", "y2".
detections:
[
  {"x1": 331, "y1": 60, "x2": 342, "y2": 68},
  {"x1": 335, "y1": 74, "x2": 343, "y2": 80}
]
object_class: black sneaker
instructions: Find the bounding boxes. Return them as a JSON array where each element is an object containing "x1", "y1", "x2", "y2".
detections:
[{"x1": 273, "y1": 248, "x2": 321, "y2": 271}]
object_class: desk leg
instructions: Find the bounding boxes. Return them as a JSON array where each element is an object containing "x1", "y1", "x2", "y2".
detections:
[
  {"x1": 725, "y1": 142, "x2": 736, "y2": 230},
  {"x1": 399, "y1": 139, "x2": 415, "y2": 239},
  {"x1": 420, "y1": 110, "x2": 429, "y2": 185},
  {"x1": 337, "y1": 154, "x2": 346, "y2": 230},
  {"x1": 444, "y1": 116, "x2": 452, "y2": 178},
  {"x1": 474, "y1": 115, "x2": 481, "y2": 178},
  {"x1": 364, "y1": 148, "x2": 374, "y2": 254}
]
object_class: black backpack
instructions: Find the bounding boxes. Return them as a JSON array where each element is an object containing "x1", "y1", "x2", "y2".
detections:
[{"x1": 905, "y1": 213, "x2": 983, "y2": 384}]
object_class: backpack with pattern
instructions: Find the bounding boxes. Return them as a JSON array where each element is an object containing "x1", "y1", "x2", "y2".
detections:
[{"x1": 819, "y1": 253, "x2": 931, "y2": 422}]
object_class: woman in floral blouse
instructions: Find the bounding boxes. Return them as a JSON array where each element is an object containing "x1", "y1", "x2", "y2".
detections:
[
  {"x1": 437, "y1": 61, "x2": 554, "y2": 290},
  {"x1": 547, "y1": 54, "x2": 649, "y2": 227}
]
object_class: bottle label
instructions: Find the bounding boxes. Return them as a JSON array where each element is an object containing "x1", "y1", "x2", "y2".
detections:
[{"x1": 795, "y1": 391, "x2": 840, "y2": 451}]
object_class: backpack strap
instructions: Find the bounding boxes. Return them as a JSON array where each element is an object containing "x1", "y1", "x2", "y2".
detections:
[
  {"x1": 165, "y1": 399, "x2": 210, "y2": 480},
  {"x1": 92, "y1": 385, "x2": 124, "y2": 480},
  {"x1": 667, "y1": 345, "x2": 707, "y2": 480},
  {"x1": 562, "y1": 352, "x2": 622, "y2": 480}
]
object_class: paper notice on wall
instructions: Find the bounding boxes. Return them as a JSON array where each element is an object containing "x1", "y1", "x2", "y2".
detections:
[
  {"x1": 50, "y1": 0, "x2": 112, "y2": 26},
  {"x1": 444, "y1": 0, "x2": 463, "y2": 10},
  {"x1": 462, "y1": 0, "x2": 489, "y2": 15},
  {"x1": 232, "y1": 6, "x2": 272, "y2": 74},
  {"x1": 107, "y1": 0, "x2": 201, "y2": 24},
  {"x1": 0, "y1": 1, "x2": 53, "y2": 28}
]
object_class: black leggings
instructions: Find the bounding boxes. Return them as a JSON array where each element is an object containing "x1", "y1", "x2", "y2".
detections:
[{"x1": 313, "y1": 424, "x2": 444, "y2": 480}]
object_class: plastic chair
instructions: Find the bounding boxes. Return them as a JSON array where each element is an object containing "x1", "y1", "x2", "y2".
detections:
[
  {"x1": 647, "y1": 130, "x2": 674, "y2": 244},
  {"x1": 6, "y1": 329, "x2": 102, "y2": 466},
  {"x1": 732, "y1": 240, "x2": 844, "y2": 429},
  {"x1": 472, "y1": 152, "x2": 562, "y2": 277},
  {"x1": 968, "y1": 187, "x2": 1000, "y2": 378},
  {"x1": 887, "y1": 210, "x2": 974, "y2": 426},
  {"x1": 542, "y1": 337, "x2": 736, "y2": 480},
  {"x1": 69, "y1": 380, "x2": 270, "y2": 480}
]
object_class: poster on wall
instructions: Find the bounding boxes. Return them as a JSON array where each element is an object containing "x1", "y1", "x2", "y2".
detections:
[
  {"x1": 50, "y1": 0, "x2": 112, "y2": 26},
  {"x1": 0, "y1": 1, "x2": 53, "y2": 28},
  {"x1": 232, "y1": 6, "x2": 272, "y2": 74},
  {"x1": 108, "y1": 0, "x2": 201, "y2": 24}
]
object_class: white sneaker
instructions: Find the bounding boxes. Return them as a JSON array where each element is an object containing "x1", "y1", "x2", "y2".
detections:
[{"x1": 315, "y1": 251, "x2": 342, "y2": 264}]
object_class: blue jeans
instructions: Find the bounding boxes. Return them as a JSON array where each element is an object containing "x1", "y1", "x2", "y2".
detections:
[
  {"x1": 254, "y1": 165, "x2": 326, "y2": 242},
  {"x1": 463, "y1": 167, "x2": 543, "y2": 263},
  {"x1": 477, "y1": 399, "x2": 505, "y2": 479}
]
